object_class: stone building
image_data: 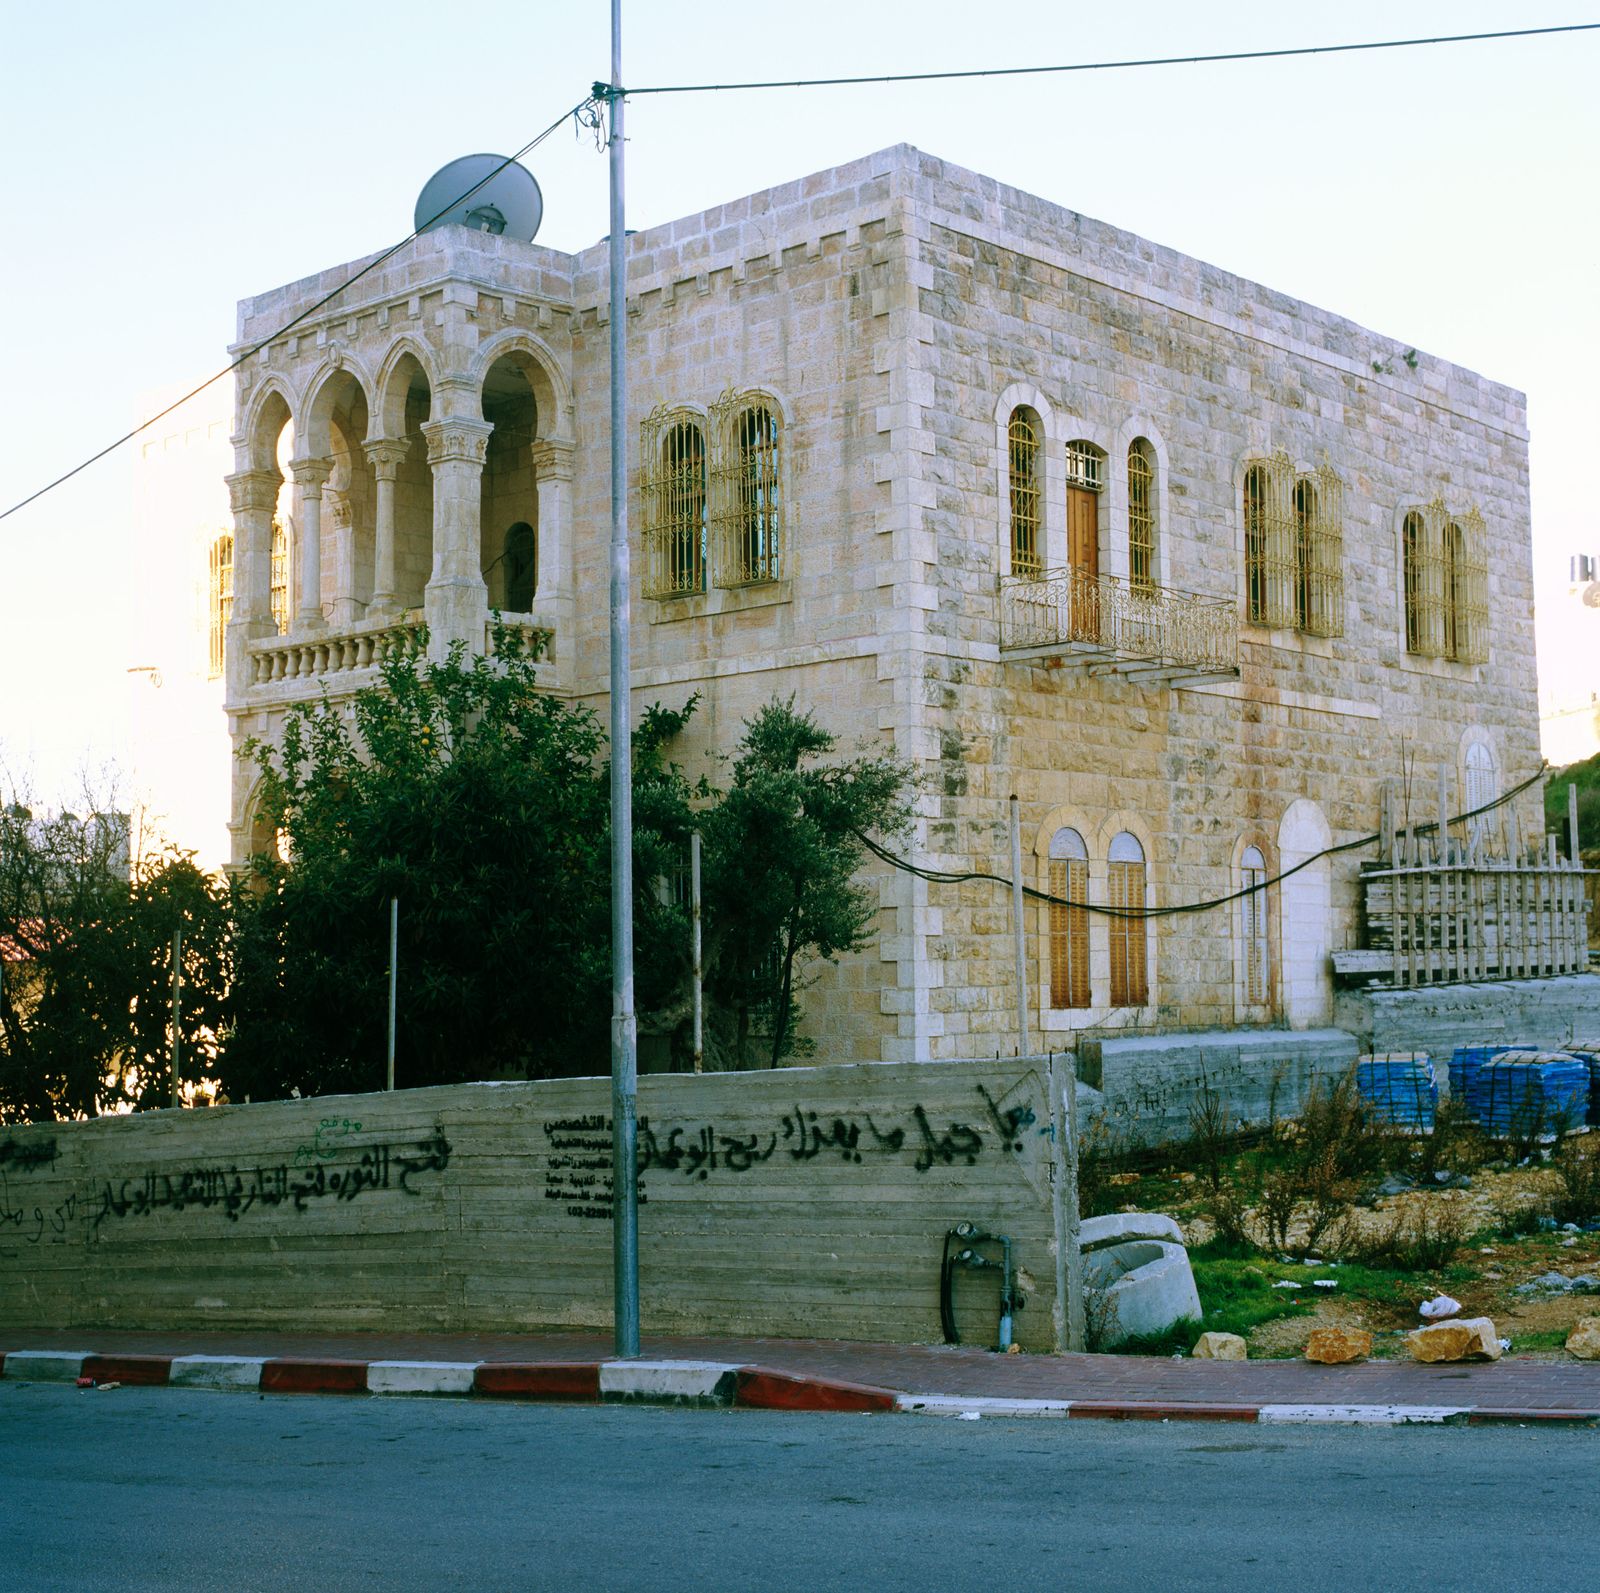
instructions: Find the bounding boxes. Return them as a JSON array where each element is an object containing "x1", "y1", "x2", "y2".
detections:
[{"x1": 219, "y1": 144, "x2": 1575, "y2": 1081}]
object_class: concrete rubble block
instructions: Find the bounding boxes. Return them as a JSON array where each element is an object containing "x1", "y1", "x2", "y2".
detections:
[
  {"x1": 1406, "y1": 1317, "x2": 1502, "y2": 1363},
  {"x1": 598, "y1": 1360, "x2": 741, "y2": 1404},
  {"x1": 0, "y1": 1351, "x2": 92, "y2": 1382},
  {"x1": 1565, "y1": 1318, "x2": 1600, "y2": 1361},
  {"x1": 1086, "y1": 1239, "x2": 1202, "y2": 1347},
  {"x1": 1192, "y1": 1331, "x2": 1247, "y2": 1361},
  {"x1": 1305, "y1": 1327, "x2": 1373, "y2": 1364},
  {"x1": 168, "y1": 1355, "x2": 267, "y2": 1391},
  {"x1": 1079, "y1": 1211, "x2": 1186, "y2": 1250}
]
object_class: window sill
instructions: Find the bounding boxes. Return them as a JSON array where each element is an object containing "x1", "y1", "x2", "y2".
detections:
[
  {"x1": 1397, "y1": 652, "x2": 1483, "y2": 681},
  {"x1": 1241, "y1": 623, "x2": 1339, "y2": 660},
  {"x1": 649, "y1": 579, "x2": 792, "y2": 623}
]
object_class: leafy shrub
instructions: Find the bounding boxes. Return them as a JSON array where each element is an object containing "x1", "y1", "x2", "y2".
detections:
[
  {"x1": 1339, "y1": 1199, "x2": 1465, "y2": 1272},
  {"x1": 1552, "y1": 1138, "x2": 1600, "y2": 1226}
]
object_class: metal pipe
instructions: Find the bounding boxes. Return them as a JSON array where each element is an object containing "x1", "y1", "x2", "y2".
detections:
[
  {"x1": 386, "y1": 897, "x2": 398, "y2": 1092},
  {"x1": 1009, "y1": 794, "x2": 1030, "y2": 1056},
  {"x1": 170, "y1": 926, "x2": 183, "y2": 1109},
  {"x1": 690, "y1": 831, "x2": 703, "y2": 1074},
  {"x1": 606, "y1": 0, "x2": 641, "y2": 1361},
  {"x1": 1569, "y1": 781, "x2": 1581, "y2": 863}
]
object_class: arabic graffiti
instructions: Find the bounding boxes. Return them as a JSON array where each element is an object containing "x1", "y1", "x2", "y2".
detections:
[
  {"x1": 292, "y1": 1116, "x2": 363, "y2": 1166},
  {"x1": 541, "y1": 1114, "x2": 648, "y2": 1221},
  {"x1": 529, "y1": 1085, "x2": 1045, "y2": 1219},
  {"x1": 0, "y1": 1135, "x2": 58, "y2": 1173},
  {"x1": 89, "y1": 1130, "x2": 452, "y2": 1228},
  {"x1": 1, "y1": 1170, "x2": 78, "y2": 1247}
]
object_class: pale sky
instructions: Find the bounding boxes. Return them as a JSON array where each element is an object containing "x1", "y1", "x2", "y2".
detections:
[{"x1": 1, "y1": 0, "x2": 1596, "y2": 809}]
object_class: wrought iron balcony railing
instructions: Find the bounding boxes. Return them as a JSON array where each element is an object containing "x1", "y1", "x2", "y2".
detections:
[{"x1": 999, "y1": 567, "x2": 1238, "y2": 680}]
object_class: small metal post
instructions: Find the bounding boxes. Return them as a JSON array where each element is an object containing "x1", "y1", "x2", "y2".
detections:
[
  {"x1": 1569, "y1": 782, "x2": 1581, "y2": 863},
  {"x1": 170, "y1": 926, "x2": 183, "y2": 1109},
  {"x1": 1437, "y1": 762, "x2": 1450, "y2": 862},
  {"x1": 690, "y1": 832, "x2": 703, "y2": 1074},
  {"x1": 387, "y1": 897, "x2": 398, "y2": 1092},
  {"x1": 1009, "y1": 794, "x2": 1030, "y2": 1057}
]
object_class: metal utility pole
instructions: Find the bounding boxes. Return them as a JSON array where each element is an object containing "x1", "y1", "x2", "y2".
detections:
[
  {"x1": 169, "y1": 926, "x2": 183, "y2": 1109},
  {"x1": 603, "y1": 0, "x2": 641, "y2": 1360},
  {"x1": 690, "y1": 832, "x2": 704, "y2": 1074},
  {"x1": 1009, "y1": 794, "x2": 1030, "y2": 1056},
  {"x1": 386, "y1": 897, "x2": 398, "y2": 1092}
]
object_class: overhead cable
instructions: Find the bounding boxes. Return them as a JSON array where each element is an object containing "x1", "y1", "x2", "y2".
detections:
[
  {"x1": 624, "y1": 22, "x2": 1600, "y2": 96},
  {"x1": 0, "y1": 98, "x2": 597, "y2": 526},
  {"x1": 856, "y1": 764, "x2": 1550, "y2": 920}
]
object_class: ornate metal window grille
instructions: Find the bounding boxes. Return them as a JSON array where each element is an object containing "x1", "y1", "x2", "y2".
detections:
[
  {"x1": 1406, "y1": 498, "x2": 1488, "y2": 663},
  {"x1": 1107, "y1": 832, "x2": 1148, "y2": 1008},
  {"x1": 1008, "y1": 408, "x2": 1042, "y2": 578},
  {"x1": 1066, "y1": 440, "x2": 1105, "y2": 492},
  {"x1": 1047, "y1": 828, "x2": 1090, "y2": 1010},
  {"x1": 269, "y1": 515, "x2": 289, "y2": 635},
  {"x1": 711, "y1": 399, "x2": 782, "y2": 587},
  {"x1": 640, "y1": 407, "x2": 707, "y2": 598},
  {"x1": 1403, "y1": 509, "x2": 1425, "y2": 654},
  {"x1": 1128, "y1": 440, "x2": 1156, "y2": 596},
  {"x1": 1243, "y1": 451, "x2": 1341, "y2": 634},
  {"x1": 208, "y1": 533, "x2": 233, "y2": 678},
  {"x1": 1240, "y1": 845, "x2": 1268, "y2": 1007}
]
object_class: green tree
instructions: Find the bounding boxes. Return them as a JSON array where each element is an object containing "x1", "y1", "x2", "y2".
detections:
[
  {"x1": 682, "y1": 700, "x2": 913, "y2": 1068},
  {"x1": 224, "y1": 629, "x2": 697, "y2": 1097},
  {"x1": 1546, "y1": 751, "x2": 1600, "y2": 853},
  {"x1": 0, "y1": 787, "x2": 226, "y2": 1121}
]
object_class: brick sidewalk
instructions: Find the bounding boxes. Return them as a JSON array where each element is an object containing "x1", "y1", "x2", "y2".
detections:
[{"x1": 5, "y1": 1326, "x2": 1599, "y2": 1422}]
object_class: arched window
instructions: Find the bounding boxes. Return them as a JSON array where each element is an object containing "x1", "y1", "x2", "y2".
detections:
[
  {"x1": 503, "y1": 522, "x2": 536, "y2": 611},
  {"x1": 1107, "y1": 831, "x2": 1148, "y2": 1007},
  {"x1": 1127, "y1": 439, "x2": 1156, "y2": 595},
  {"x1": 208, "y1": 534, "x2": 233, "y2": 679},
  {"x1": 1402, "y1": 509, "x2": 1425, "y2": 654},
  {"x1": 1293, "y1": 477, "x2": 1317, "y2": 633},
  {"x1": 1240, "y1": 845, "x2": 1269, "y2": 1008},
  {"x1": 641, "y1": 410, "x2": 706, "y2": 597},
  {"x1": 1244, "y1": 463, "x2": 1269, "y2": 624},
  {"x1": 1008, "y1": 407, "x2": 1042, "y2": 578},
  {"x1": 720, "y1": 404, "x2": 782, "y2": 586},
  {"x1": 1047, "y1": 828, "x2": 1090, "y2": 1010},
  {"x1": 1442, "y1": 520, "x2": 1464, "y2": 661},
  {"x1": 1464, "y1": 740, "x2": 1497, "y2": 817},
  {"x1": 269, "y1": 514, "x2": 290, "y2": 635}
]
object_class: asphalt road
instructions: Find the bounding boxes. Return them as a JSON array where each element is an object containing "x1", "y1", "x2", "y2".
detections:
[{"x1": 3, "y1": 1381, "x2": 1596, "y2": 1592}]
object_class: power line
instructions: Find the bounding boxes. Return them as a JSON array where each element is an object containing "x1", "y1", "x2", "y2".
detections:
[
  {"x1": 856, "y1": 765, "x2": 1550, "y2": 920},
  {"x1": 0, "y1": 98, "x2": 597, "y2": 527},
  {"x1": 624, "y1": 22, "x2": 1600, "y2": 96}
]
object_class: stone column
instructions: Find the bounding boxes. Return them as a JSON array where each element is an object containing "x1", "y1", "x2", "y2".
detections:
[
  {"x1": 530, "y1": 437, "x2": 576, "y2": 680},
  {"x1": 364, "y1": 437, "x2": 410, "y2": 615},
  {"x1": 421, "y1": 416, "x2": 493, "y2": 658},
  {"x1": 224, "y1": 468, "x2": 281, "y2": 697},
  {"x1": 328, "y1": 492, "x2": 357, "y2": 627},
  {"x1": 289, "y1": 456, "x2": 332, "y2": 631}
]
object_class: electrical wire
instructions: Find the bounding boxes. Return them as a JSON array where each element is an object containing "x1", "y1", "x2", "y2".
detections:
[
  {"x1": 856, "y1": 764, "x2": 1551, "y2": 920},
  {"x1": 623, "y1": 22, "x2": 1600, "y2": 96},
  {"x1": 0, "y1": 98, "x2": 598, "y2": 526}
]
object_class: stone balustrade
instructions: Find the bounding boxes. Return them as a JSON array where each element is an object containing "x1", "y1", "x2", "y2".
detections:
[{"x1": 247, "y1": 618, "x2": 425, "y2": 687}]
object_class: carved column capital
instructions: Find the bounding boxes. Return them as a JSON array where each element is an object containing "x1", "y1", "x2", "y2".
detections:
[
  {"x1": 288, "y1": 456, "x2": 334, "y2": 494},
  {"x1": 363, "y1": 437, "x2": 411, "y2": 480},
  {"x1": 422, "y1": 417, "x2": 494, "y2": 469},
  {"x1": 530, "y1": 438, "x2": 576, "y2": 483},
  {"x1": 329, "y1": 494, "x2": 353, "y2": 529},
  {"x1": 225, "y1": 470, "x2": 280, "y2": 516}
]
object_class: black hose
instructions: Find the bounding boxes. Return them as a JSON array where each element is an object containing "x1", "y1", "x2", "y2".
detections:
[{"x1": 939, "y1": 1230, "x2": 960, "y2": 1345}]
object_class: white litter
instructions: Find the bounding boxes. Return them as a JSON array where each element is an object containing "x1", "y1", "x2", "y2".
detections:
[
  {"x1": 1313, "y1": 1279, "x2": 1339, "y2": 1290},
  {"x1": 1272, "y1": 1281, "x2": 1303, "y2": 1290},
  {"x1": 1419, "y1": 1295, "x2": 1461, "y2": 1320},
  {"x1": 956, "y1": 1411, "x2": 981, "y2": 1421}
]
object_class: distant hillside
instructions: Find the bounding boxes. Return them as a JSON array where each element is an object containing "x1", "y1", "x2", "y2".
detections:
[{"x1": 1546, "y1": 751, "x2": 1600, "y2": 852}]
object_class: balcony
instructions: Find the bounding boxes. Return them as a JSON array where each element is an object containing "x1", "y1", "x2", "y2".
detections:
[
  {"x1": 999, "y1": 567, "x2": 1239, "y2": 683},
  {"x1": 244, "y1": 614, "x2": 550, "y2": 692}
]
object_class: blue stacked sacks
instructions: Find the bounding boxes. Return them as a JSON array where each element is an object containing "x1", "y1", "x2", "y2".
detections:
[
  {"x1": 1448, "y1": 1044, "x2": 1539, "y2": 1109},
  {"x1": 1355, "y1": 1053, "x2": 1437, "y2": 1130},
  {"x1": 1469, "y1": 1051, "x2": 1590, "y2": 1138},
  {"x1": 1568, "y1": 1041, "x2": 1600, "y2": 1126}
]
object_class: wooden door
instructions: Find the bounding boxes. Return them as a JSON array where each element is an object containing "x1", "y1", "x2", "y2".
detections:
[{"x1": 1067, "y1": 486, "x2": 1099, "y2": 640}]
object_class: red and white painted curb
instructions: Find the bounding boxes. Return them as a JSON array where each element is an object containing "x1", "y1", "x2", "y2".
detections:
[
  {"x1": 0, "y1": 1349, "x2": 892, "y2": 1414},
  {"x1": 3, "y1": 1350, "x2": 1592, "y2": 1425}
]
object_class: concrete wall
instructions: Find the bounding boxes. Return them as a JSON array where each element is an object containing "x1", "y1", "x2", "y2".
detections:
[
  {"x1": 1336, "y1": 973, "x2": 1600, "y2": 1071},
  {"x1": 0, "y1": 1058, "x2": 1065, "y2": 1351}
]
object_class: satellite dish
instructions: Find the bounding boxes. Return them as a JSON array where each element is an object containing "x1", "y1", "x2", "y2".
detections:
[{"x1": 414, "y1": 154, "x2": 543, "y2": 242}]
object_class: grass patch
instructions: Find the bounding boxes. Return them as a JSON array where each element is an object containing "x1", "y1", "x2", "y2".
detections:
[{"x1": 1508, "y1": 1328, "x2": 1571, "y2": 1353}]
